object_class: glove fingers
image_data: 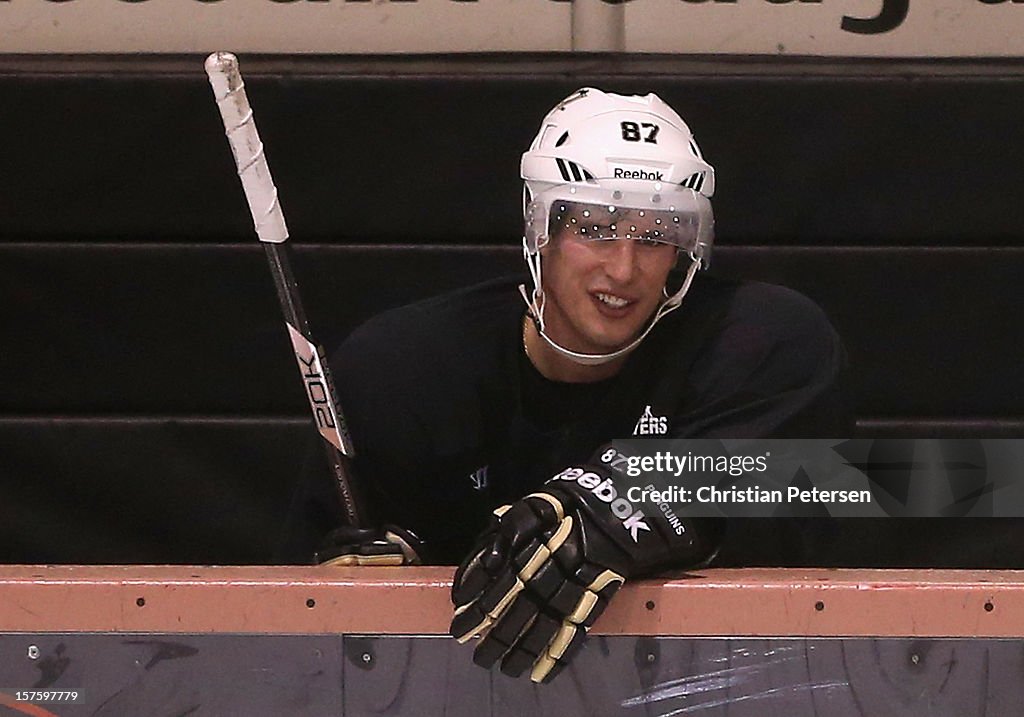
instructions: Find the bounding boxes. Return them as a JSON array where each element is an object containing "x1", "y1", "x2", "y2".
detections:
[
  {"x1": 454, "y1": 495, "x2": 560, "y2": 603},
  {"x1": 452, "y1": 539, "x2": 500, "y2": 605},
  {"x1": 472, "y1": 596, "x2": 539, "y2": 668},
  {"x1": 451, "y1": 599, "x2": 490, "y2": 642},
  {"x1": 315, "y1": 525, "x2": 420, "y2": 566},
  {"x1": 454, "y1": 511, "x2": 574, "y2": 634},
  {"x1": 449, "y1": 474, "x2": 647, "y2": 684},
  {"x1": 541, "y1": 539, "x2": 606, "y2": 618},
  {"x1": 550, "y1": 524, "x2": 585, "y2": 575},
  {"x1": 520, "y1": 556, "x2": 565, "y2": 602},
  {"x1": 576, "y1": 574, "x2": 623, "y2": 628},
  {"x1": 491, "y1": 495, "x2": 564, "y2": 564},
  {"x1": 513, "y1": 515, "x2": 574, "y2": 579},
  {"x1": 381, "y1": 525, "x2": 423, "y2": 565},
  {"x1": 499, "y1": 612, "x2": 562, "y2": 678},
  {"x1": 452, "y1": 567, "x2": 525, "y2": 642},
  {"x1": 546, "y1": 577, "x2": 587, "y2": 619},
  {"x1": 320, "y1": 552, "x2": 405, "y2": 567},
  {"x1": 562, "y1": 564, "x2": 625, "y2": 628},
  {"x1": 531, "y1": 625, "x2": 588, "y2": 684}
]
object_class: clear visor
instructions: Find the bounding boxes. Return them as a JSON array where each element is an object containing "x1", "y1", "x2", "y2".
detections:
[{"x1": 525, "y1": 179, "x2": 713, "y2": 254}]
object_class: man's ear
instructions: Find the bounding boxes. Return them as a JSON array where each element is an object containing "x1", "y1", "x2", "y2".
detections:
[{"x1": 538, "y1": 234, "x2": 557, "y2": 257}]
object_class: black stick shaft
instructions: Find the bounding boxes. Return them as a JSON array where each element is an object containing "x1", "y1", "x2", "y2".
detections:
[{"x1": 264, "y1": 244, "x2": 368, "y2": 528}]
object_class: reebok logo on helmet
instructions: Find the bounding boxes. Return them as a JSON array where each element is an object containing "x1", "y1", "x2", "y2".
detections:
[
  {"x1": 612, "y1": 167, "x2": 664, "y2": 181},
  {"x1": 550, "y1": 467, "x2": 652, "y2": 542}
]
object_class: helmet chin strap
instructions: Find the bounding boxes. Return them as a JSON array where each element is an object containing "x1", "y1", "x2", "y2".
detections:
[{"x1": 518, "y1": 250, "x2": 702, "y2": 367}]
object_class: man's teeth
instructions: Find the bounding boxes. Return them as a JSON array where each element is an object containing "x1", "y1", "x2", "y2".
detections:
[{"x1": 596, "y1": 293, "x2": 630, "y2": 308}]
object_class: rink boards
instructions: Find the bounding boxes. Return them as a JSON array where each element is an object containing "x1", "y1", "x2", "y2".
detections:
[{"x1": 1, "y1": 566, "x2": 1022, "y2": 716}]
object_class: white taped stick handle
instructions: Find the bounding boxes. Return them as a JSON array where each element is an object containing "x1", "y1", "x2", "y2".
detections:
[{"x1": 205, "y1": 52, "x2": 288, "y2": 244}]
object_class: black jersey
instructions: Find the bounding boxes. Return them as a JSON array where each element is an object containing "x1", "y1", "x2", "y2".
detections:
[{"x1": 277, "y1": 273, "x2": 849, "y2": 565}]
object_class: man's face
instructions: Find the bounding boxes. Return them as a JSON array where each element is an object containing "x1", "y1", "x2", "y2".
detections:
[{"x1": 539, "y1": 203, "x2": 677, "y2": 355}]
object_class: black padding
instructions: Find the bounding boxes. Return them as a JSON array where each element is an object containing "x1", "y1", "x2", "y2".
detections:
[
  {"x1": 1, "y1": 244, "x2": 1019, "y2": 418},
  {"x1": 712, "y1": 247, "x2": 1024, "y2": 417},
  {"x1": 2, "y1": 56, "x2": 1022, "y2": 566},
  {"x1": 0, "y1": 418, "x2": 308, "y2": 564},
  {"x1": 2, "y1": 419, "x2": 1023, "y2": 565},
  {"x1": 0, "y1": 243, "x2": 520, "y2": 414},
  {"x1": 3, "y1": 57, "x2": 1024, "y2": 245}
]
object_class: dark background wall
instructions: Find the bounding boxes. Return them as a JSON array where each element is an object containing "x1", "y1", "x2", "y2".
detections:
[{"x1": 1, "y1": 55, "x2": 1021, "y2": 564}]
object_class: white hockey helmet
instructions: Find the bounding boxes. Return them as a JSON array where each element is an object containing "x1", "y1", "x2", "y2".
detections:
[{"x1": 519, "y1": 87, "x2": 716, "y2": 366}]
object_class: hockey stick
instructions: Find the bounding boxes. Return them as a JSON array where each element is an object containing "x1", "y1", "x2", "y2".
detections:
[{"x1": 205, "y1": 51, "x2": 368, "y2": 529}]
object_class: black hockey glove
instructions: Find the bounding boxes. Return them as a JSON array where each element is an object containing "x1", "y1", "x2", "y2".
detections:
[
  {"x1": 315, "y1": 524, "x2": 423, "y2": 567},
  {"x1": 450, "y1": 460, "x2": 724, "y2": 683}
]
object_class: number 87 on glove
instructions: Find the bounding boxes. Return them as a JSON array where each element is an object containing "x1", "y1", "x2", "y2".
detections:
[{"x1": 449, "y1": 455, "x2": 724, "y2": 683}]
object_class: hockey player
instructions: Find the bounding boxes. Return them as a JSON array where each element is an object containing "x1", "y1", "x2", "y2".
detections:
[{"x1": 278, "y1": 88, "x2": 848, "y2": 682}]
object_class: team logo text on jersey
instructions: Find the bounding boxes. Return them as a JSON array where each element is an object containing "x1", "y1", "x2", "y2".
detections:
[
  {"x1": 634, "y1": 405, "x2": 668, "y2": 436},
  {"x1": 469, "y1": 466, "x2": 489, "y2": 491},
  {"x1": 550, "y1": 467, "x2": 651, "y2": 542}
]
